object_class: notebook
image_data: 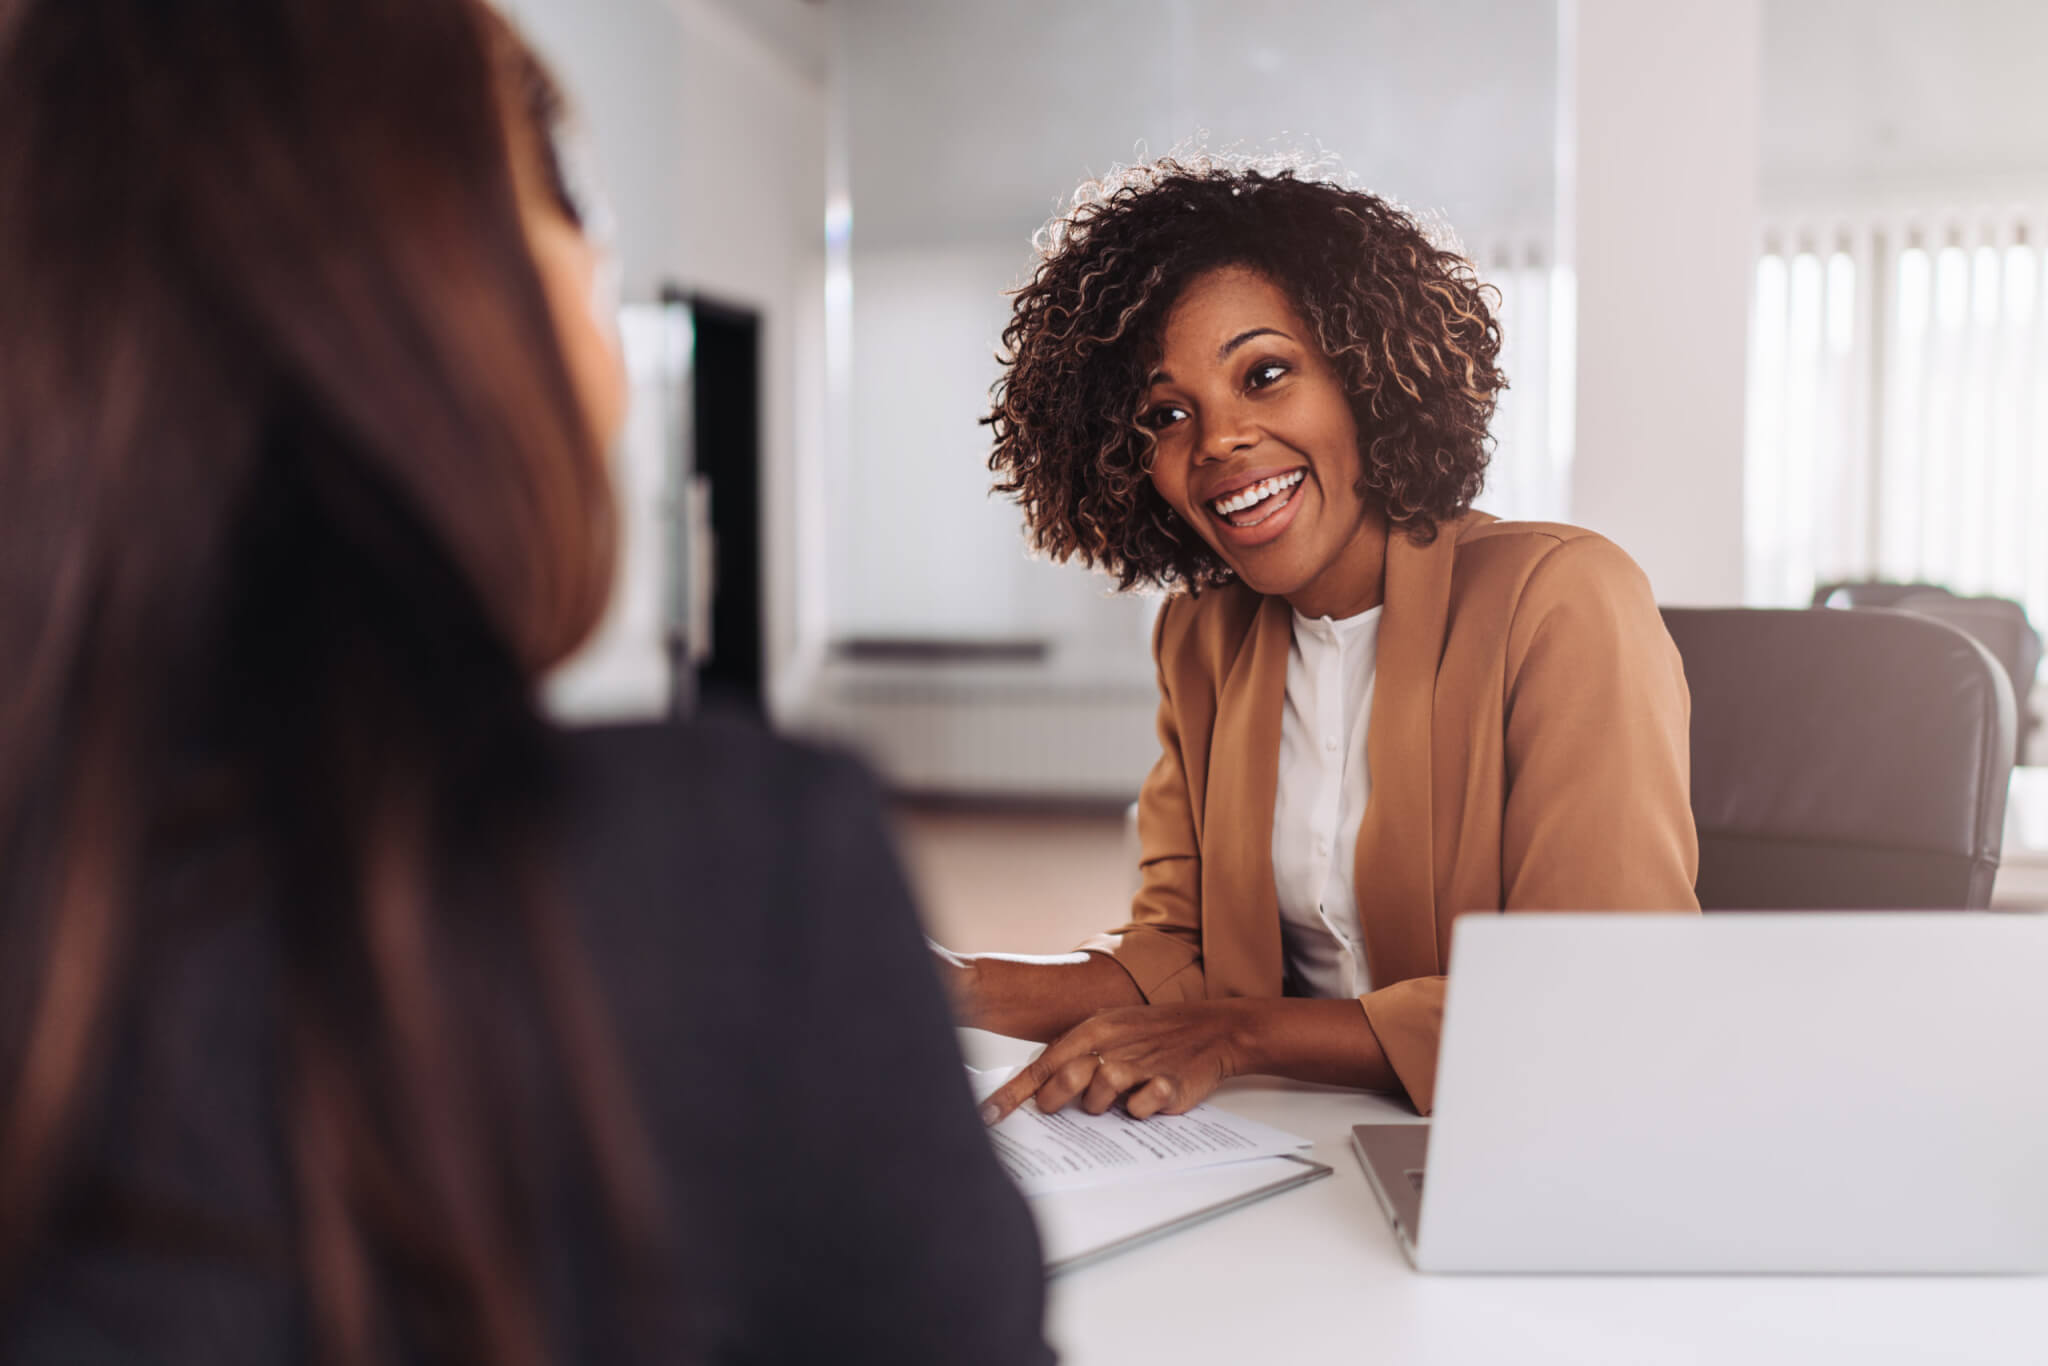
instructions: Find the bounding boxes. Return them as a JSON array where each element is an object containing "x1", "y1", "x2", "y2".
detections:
[
  {"x1": 968, "y1": 1064, "x2": 1332, "y2": 1273},
  {"x1": 1030, "y1": 1154, "x2": 1330, "y2": 1274}
]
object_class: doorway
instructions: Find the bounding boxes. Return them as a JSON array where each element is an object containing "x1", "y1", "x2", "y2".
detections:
[{"x1": 685, "y1": 293, "x2": 764, "y2": 716}]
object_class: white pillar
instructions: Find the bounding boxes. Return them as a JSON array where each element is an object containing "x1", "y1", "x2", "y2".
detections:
[{"x1": 1557, "y1": 0, "x2": 1759, "y2": 606}]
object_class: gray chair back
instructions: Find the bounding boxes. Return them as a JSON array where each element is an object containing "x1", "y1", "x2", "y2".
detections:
[
  {"x1": 1661, "y1": 607, "x2": 2017, "y2": 910},
  {"x1": 1811, "y1": 579, "x2": 1946, "y2": 609},
  {"x1": 1893, "y1": 591, "x2": 2041, "y2": 760}
]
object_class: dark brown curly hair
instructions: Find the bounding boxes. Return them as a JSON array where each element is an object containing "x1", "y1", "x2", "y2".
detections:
[{"x1": 986, "y1": 157, "x2": 1507, "y2": 592}]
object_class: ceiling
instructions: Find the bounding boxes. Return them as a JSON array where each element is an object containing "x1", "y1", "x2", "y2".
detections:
[
  {"x1": 697, "y1": 0, "x2": 830, "y2": 82},
  {"x1": 1761, "y1": 0, "x2": 2048, "y2": 196},
  {"x1": 837, "y1": 0, "x2": 2048, "y2": 255},
  {"x1": 839, "y1": 0, "x2": 1557, "y2": 251}
]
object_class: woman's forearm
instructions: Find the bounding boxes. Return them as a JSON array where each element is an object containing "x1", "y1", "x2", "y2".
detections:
[
  {"x1": 950, "y1": 951, "x2": 1145, "y2": 1042},
  {"x1": 1228, "y1": 997, "x2": 1398, "y2": 1093}
]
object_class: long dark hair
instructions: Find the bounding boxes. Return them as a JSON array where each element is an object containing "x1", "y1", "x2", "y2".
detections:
[{"x1": 0, "y1": 1, "x2": 656, "y2": 1361}]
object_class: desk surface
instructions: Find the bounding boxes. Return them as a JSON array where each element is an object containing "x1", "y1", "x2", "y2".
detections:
[
  {"x1": 1999, "y1": 766, "x2": 2048, "y2": 906},
  {"x1": 961, "y1": 1029, "x2": 2048, "y2": 1366}
]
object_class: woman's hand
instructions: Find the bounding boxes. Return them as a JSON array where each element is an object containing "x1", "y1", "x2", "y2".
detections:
[{"x1": 977, "y1": 1001, "x2": 1258, "y2": 1125}]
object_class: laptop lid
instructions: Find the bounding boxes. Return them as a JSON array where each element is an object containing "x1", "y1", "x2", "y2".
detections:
[{"x1": 1416, "y1": 913, "x2": 2048, "y2": 1273}]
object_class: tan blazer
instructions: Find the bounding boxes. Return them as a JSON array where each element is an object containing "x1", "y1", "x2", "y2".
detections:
[{"x1": 1081, "y1": 512, "x2": 1700, "y2": 1114}]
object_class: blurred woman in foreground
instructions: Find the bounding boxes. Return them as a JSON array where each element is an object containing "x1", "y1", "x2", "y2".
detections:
[{"x1": 0, "y1": 2, "x2": 1050, "y2": 1362}]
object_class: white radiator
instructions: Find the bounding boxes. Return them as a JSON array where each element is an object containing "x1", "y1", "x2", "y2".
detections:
[{"x1": 791, "y1": 664, "x2": 1160, "y2": 801}]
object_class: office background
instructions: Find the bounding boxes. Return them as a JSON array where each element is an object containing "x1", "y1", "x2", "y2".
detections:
[{"x1": 503, "y1": 0, "x2": 2048, "y2": 937}]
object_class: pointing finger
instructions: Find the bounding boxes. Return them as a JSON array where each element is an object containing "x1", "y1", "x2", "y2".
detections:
[{"x1": 978, "y1": 1051, "x2": 1057, "y2": 1127}]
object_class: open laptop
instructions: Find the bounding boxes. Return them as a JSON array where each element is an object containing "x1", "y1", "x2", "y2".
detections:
[{"x1": 1353, "y1": 912, "x2": 2048, "y2": 1273}]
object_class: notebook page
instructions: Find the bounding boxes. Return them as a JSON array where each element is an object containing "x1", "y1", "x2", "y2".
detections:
[{"x1": 967, "y1": 1064, "x2": 1312, "y2": 1196}]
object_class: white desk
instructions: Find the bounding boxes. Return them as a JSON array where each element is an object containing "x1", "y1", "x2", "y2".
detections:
[
  {"x1": 962, "y1": 1029, "x2": 2048, "y2": 1366},
  {"x1": 1997, "y1": 766, "x2": 2048, "y2": 907}
]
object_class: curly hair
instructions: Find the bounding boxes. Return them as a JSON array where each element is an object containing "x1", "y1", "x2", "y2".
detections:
[{"x1": 986, "y1": 156, "x2": 1507, "y2": 592}]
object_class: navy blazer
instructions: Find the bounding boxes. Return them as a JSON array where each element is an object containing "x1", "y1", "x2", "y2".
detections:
[{"x1": 2, "y1": 718, "x2": 1052, "y2": 1365}]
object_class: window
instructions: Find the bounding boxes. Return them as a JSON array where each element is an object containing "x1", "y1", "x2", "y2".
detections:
[
  {"x1": 1747, "y1": 204, "x2": 2048, "y2": 630},
  {"x1": 1472, "y1": 239, "x2": 1572, "y2": 525}
]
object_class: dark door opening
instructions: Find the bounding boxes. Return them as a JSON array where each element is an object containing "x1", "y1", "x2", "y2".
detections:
[{"x1": 686, "y1": 293, "x2": 764, "y2": 716}]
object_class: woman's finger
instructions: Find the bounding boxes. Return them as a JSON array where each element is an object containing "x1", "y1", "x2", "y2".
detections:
[
  {"x1": 1122, "y1": 1074, "x2": 1178, "y2": 1121},
  {"x1": 979, "y1": 1048, "x2": 1060, "y2": 1125},
  {"x1": 979, "y1": 1030, "x2": 1100, "y2": 1125},
  {"x1": 1079, "y1": 1057, "x2": 1134, "y2": 1115},
  {"x1": 1030, "y1": 1053, "x2": 1102, "y2": 1116}
]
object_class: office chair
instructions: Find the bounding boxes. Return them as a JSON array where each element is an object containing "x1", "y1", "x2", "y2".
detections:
[
  {"x1": 1661, "y1": 608, "x2": 2017, "y2": 910},
  {"x1": 1814, "y1": 583, "x2": 2042, "y2": 761},
  {"x1": 1809, "y1": 579, "x2": 1948, "y2": 609},
  {"x1": 1892, "y1": 591, "x2": 2042, "y2": 762}
]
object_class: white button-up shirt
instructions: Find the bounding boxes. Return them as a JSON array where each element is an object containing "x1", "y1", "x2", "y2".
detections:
[{"x1": 1271, "y1": 604, "x2": 1382, "y2": 1000}]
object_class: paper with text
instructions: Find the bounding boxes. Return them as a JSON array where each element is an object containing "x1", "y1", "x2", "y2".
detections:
[{"x1": 968, "y1": 1064, "x2": 1312, "y2": 1197}]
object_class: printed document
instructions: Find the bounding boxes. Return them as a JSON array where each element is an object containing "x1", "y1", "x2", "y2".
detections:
[{"x1": 967, "y1": 1064, "x2": 1312, "y2": 1197}]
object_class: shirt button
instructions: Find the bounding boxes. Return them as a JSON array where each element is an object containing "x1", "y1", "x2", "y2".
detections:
[
  {"x1": 1314, "y1": 834, "x2": 1331, "y2": 856},
  {"x1": 1323, "y1": 736, "x2": 1339, "y2": 753}
]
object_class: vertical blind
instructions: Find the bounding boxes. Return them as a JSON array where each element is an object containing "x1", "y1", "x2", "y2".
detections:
[
  {"x1": 1472, "y1": 238, "x2": 1572, "y2": 525},
  {"x1": 1748, "y1": 203, "x2": 2048, "y2": 633}
]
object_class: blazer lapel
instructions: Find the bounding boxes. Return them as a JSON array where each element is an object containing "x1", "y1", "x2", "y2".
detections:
[
  {"x1": 1355, "y1": 524, "x2": 1459, "y2": 983},
  {"x1": 1202, "y1": 593, "x2": 1291, "y2": 998}
]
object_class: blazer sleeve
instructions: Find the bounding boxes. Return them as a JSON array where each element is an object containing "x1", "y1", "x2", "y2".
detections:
[
  {"x1": 1075, "y1": 600, "x2": 1208, "y2": 1003},
  {"x1": 1359, "y1": 534, "x2": 1699, "y2": 1115},
  {"x1": 1498, "y1": 534, "x2": 1699, "y2": 913}
]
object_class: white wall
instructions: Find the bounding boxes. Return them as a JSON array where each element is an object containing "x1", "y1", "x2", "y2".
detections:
[
  {"x1": 1560, "y1": 0, "x2": 1760, "y2": 607},
  {"x1": 545, "y1": 306, "x2": 678, "y2": 721},
  {"x1": 504, "y1": 0, "x2": 828, "y2": 723},
  {"x1": 834, "y1": 243, "x2": 1159, "y2": 658},
  {"x1": 837, "y1": 243, "x2": 1028, "y2": 638}
]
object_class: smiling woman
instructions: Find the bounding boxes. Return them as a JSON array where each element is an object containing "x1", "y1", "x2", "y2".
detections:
[{"x1": 936, "y1": 157, "x2": 1701, "y2": 1124}]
